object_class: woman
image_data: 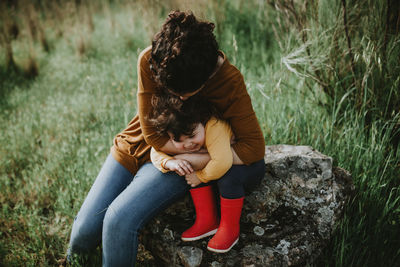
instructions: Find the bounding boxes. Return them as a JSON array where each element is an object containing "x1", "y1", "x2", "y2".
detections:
[{"x1": 68, "y1": 10, "x2": 265, "y2": 266}]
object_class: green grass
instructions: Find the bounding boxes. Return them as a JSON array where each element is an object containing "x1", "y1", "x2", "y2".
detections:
[{"x1": 0, "y1": 0, "x2": 399, "y2": 266}]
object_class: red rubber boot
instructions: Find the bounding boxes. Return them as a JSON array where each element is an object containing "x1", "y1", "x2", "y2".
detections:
[
  {"x1": 207, "y1": 196, "x2": 244, "y2": 253},
  {"x1": 181, "y1": 186, "x2": 219, "y2": 241}
]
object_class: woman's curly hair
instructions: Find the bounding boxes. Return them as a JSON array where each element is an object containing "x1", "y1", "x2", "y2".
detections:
[
  {"x1": 149, "y1": 93, "x2": 219, "y2": 141},
  {"x1": 149, "y1": 10, "x2": 219, "y2": 95}
]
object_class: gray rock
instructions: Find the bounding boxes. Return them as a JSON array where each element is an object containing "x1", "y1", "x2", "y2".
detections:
[
  {"x1": 253, "y1": 226, "x2": 265, "y2": 236},
  {"x1": 178, "y1": 246, "x2": 203, "y2": 267},
  {"x1": 140, "y1": 145, "x2": 353, "y2": 266}
]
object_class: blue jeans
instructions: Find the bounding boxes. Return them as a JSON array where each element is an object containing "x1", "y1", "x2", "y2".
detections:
[{"x1": 68, "y1": 154, "x2": 190, "y2": 266}]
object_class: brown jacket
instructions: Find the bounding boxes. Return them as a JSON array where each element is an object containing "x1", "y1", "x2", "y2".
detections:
[{"x1": 111, "y1": 46, "x2": 265, "y2": 174}]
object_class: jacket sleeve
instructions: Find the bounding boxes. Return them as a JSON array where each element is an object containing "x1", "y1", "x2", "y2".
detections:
[
  {"x1": 223, "y1": 74, "x2": 265, "y2": 165},
  {"x1": 136, "y1": 46, "x2": 170, "y2": 150}
]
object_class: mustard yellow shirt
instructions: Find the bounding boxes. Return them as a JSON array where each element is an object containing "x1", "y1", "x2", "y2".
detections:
[{"x1": 150, "y1": 117, "x2": 233, "y2": 183}]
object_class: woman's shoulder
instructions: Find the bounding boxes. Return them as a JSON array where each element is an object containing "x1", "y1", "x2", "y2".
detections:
[
  {"x1": 201, "y1": 62, "x2": 246, "y2": 101},
  {"x1": 222, "y1": 50, "x2": 243, "y2": 71},
  {"x1": 138, "y1": 46, "x2": 152, "y2": 68},
  {"x1": 205, "y1": 51, "x2": 245, "y2": 93}
]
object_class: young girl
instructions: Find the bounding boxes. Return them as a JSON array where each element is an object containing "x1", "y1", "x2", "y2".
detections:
[{"x1": 149, "y1": 94, "x2": 264, "y2": 253}]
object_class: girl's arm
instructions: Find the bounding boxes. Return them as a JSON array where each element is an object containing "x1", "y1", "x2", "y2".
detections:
[
  {"x1": 158, "y1": 139, "x2": 190, "y2": 155},
  {"x1": 150, "y1": 147, "x2": 173, "y2": 173},
  {"x1": 172, "y1": 132, "x2": 243, "y2": 169},
  {"x1": 195, "y1": 119, "x2": 233, "y2": 183},
  {"x1": 150, "y1": 148, "x2": 193, "y2": 176},
  {"x1": 182, "y1": 136, "x2": 243, "y2": 187},
  {"x1": 174, "y1": 153, "x2": 211, "y2": 170},
  {"x1": 174, "y1": 148, "x2": 243, "y2": 171}
]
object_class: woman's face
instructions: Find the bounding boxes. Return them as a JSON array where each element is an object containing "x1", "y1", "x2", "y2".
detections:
[{"x1": 168, "y1": 123, "x2": 205, "y2": 152}]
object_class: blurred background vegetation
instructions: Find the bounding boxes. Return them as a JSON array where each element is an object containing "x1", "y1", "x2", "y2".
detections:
[{"x1": 0, "y1": 0, "x2": 399, "y2": 266}]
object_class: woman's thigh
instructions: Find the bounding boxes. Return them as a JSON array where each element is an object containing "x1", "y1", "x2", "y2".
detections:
[{"x1": 103, "y1": 162, "x2": 190, "y2": 231}]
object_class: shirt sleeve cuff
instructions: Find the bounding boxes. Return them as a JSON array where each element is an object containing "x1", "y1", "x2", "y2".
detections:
[{"x1": 195, "y1": 171, "x2": 209, "y2": 183}]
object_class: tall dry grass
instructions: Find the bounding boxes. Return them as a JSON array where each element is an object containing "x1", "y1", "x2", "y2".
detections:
[{"x1": 274, "y1": 0, "x2": 400, "y2": 129}]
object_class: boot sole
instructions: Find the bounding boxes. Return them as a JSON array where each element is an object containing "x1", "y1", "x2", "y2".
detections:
[
  {"x1": 207, "y1": 237, "x2": 239, "y2": 253},
  {"x1": 181, "y1": 228, "x2": 218, "y2": 242}
]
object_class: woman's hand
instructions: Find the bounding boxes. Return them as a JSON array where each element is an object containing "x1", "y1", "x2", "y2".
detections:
[
  {"x1": 164, "y1": 159, "x2": 193, "y2": 176},
  {"x1": 185, "y1": 172, "x2": 202, "y2": 187}
]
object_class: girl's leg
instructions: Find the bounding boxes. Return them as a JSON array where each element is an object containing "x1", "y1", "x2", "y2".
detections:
[
  {"x1": 208, "y1": 159, "x2": 265, "y2": 253},
  {"x1": 68, "y1": 154, "x2": 135, "y2": 254},
  {"x1": 181, "y1": 185, "x2": 219, "y2": 241},
  {"x1": 217, "y1": 159, "x2": 265, "y2": 199},
  {"x1": 102, "y1": 162, "x2": 189, "y2": 267},
  {"x1": 207, "y1": 196, "x2": 244, "y2": 253}
]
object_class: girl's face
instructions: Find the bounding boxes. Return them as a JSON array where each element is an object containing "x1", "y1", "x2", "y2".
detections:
[{"x1": 168, "y1": 123, "x2": 205, "y2": 152}]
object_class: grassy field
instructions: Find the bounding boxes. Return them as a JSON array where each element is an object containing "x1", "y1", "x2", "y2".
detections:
[{"x1": 0, "y1": 0, "x2": 399, "y2": 266}]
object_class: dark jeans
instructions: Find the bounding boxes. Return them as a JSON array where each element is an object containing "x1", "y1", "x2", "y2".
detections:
[
  {"x1": 196, "y1": 159, "x2": 266, "y2": 198},
  {"x1": 216, "y1": 159, "x2": 265, "y2": 198}
]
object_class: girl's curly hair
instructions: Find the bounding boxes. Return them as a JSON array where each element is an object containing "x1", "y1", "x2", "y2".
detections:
[
  {"x1": 149, "y1": 93, "x2": 219, "y2": 141},
  {"x1": 149, "y1": 10, "x2": 219, "y2": 95}
]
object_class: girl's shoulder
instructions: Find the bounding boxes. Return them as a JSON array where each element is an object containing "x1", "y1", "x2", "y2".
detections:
[{"x1": 205, "y1": 117, "x2": 232, "y2": 134}]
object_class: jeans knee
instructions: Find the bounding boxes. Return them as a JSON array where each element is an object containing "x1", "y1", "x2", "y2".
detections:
[
  {"x1": 69, "y1": 214, "x2": 101, "y2": 253},
  {"x1": 103, "y1": 206, "x2": 139, "y2": 239}
]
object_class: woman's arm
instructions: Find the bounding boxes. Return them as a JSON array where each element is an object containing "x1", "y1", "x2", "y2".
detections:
[
  {"x1": 206, "y1": 67, "x2": 265, "y2": 164},
  {"x1": 136, "y1": 47, "x2": 172, "y2": 150},
  {"x1": 226, "y1": 92, "x2": 265, "y2": 165}
]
